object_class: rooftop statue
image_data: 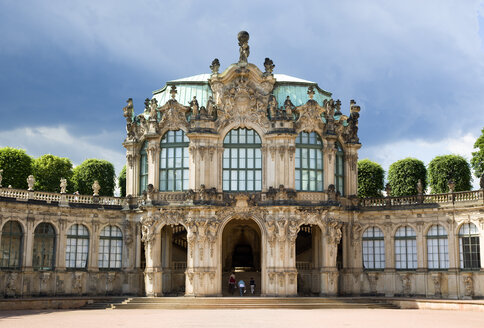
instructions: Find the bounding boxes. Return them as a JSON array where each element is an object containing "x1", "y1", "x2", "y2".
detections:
[{"x1": 238, "y1": 31, "x2": 250, "y2": 63}]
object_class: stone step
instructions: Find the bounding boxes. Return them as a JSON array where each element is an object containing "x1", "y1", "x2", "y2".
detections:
[{"x1": 111, "y1": 297, "x2": 399, "y2": 310}]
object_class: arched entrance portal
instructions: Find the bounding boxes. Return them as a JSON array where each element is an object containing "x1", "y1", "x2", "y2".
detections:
[
  {"x1": 221, "y1": 219, "x2": 261, "y2": 296},
  {"x1": 160, "y1": 224, "x2": 187, "y2": 296},
  {"x1": 296, "y1": 224, "x2": 322, "y2": 296}
]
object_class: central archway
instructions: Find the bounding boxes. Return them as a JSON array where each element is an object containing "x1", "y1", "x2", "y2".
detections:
[{"x1": 221, "y1": 218, "x2": 261, "y2": 296}]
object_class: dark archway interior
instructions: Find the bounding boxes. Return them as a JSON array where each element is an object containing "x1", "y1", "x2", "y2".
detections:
[
  {"x1": 222, "y1": 219, "x2": 261, "y2": 271},
  {"x1": 221, "y1": 218, "x2": 261, "y2": 296}
]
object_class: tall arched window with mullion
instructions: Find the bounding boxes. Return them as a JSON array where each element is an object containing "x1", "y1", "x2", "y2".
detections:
[
  {"x1": 66, "y1": 224, "x2": 89, "y2": 269},
  {"x1": 335, "y1": 142, "x2": 344, "y2": 195},
  {"x1": 395, "y1": 226, "x2": 417, "y2": 270},
  {"x1": 0, "y1": 221, "x2": 23, "y2": 269},
  {"x1": 427, "y1": 225, "x2": 449, "y2": 270},
  {"x1": 159, "y1": 130, "x2": 189, "y2": 191},
  {"x1": 223, "y1": 128, "x2": 262, "y2": 192},
  {"x1": 459, "y1": 223, "x2": 481, "y2": 270},
  {"x1": 295, "y1": 132, "x2": 323, "y2": 191},
  {"x1": 362, "y1": 227, "x2": 385, "y2": 270},
  {"x1": 98, "y1": 225, "x2": 123, "y2": 270},
  {"x1": 33, "y1": 223, "x2": 56, "y2": 271},
  {"x1": 139, "y1": 141, "x2": 148, "y2": 194}
]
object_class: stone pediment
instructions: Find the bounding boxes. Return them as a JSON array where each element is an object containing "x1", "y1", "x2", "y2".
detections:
[{"x1": 209, "y1": 63, "x2": 276, "y2": 132}]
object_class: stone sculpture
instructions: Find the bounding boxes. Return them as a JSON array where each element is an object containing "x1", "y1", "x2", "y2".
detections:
[
  {"x1": 60, "y1": 178, "x2": 67, "y2": 194},
  {"x1": 264, "y1": 57, "x2": 275, "y2": 74},
  {"x1": 27, "y1": 175, "x2": 35, "y2": 191},
  {"x1": 210, "y1": 58, "x2": 220, "y2": 74},
  {"x1": 238, "y1": 31, "x2": 250, "y2": 63},
  {"x1": 92, "y1": 180, "x2": 100, "y2": 196}
]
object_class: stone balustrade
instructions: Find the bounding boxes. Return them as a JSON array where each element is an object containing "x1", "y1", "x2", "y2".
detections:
[
  {"x1": 2, "y1": 186, "x2": 483, "y2": 209},
  {"x1": 360, "y1": 189, "x2": 484, "y2": 208},
  {"x1": 0, "y1": 187, "x2": 124, "y2": 207}
]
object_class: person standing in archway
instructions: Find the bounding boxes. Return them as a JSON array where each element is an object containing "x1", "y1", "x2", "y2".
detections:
[
  {"x1": 228, "y1": 272, "x2": 236, "y2": 295},
  {"x1": 238, "y1": 279, "x2": 246, "y2": 296}
]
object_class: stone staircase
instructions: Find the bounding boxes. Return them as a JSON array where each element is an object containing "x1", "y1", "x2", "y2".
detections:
[{"x1": 106, "y1": 297, "x2": 399, "y2": 310}]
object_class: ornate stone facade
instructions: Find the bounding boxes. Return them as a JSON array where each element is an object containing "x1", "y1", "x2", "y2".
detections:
[{"x1": 0, "y1": 32, "x2": 483, "y2": 299}]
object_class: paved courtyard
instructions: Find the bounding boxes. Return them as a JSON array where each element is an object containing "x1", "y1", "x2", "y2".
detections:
[{"x1": 0, "y1": 309, "x2": 483, "y2": 328}]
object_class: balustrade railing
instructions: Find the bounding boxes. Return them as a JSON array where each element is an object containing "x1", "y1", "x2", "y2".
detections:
[
  {"x1": 360, "y1": 189, "x2": 483, "y2": 208},
  {"x1": 296, "y1": 261, "x2": 312, "y2": 270},
  {"x1": 2, "y1": 186, "x2": 483, "y2": 209},
  {"x1": 0, "y1": 187, "x2": 124, "y2": 206}
]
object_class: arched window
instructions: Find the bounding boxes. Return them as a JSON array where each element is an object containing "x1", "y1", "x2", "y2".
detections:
[
  {"x1": 139, "y1": 141, "x2": 148, "y2": 194},
  {"x1": 0, "y1": 221, "x2": 23, "y2": 269},
  {"x1": 362, "y1": 227, "x2": 385, "y2": 270},
  {"x1": 33, "y1": 223, "x2": 56, "y2": 271},
  {"x1": 159, "y1": 130, "x2": 189, "y2": 191},
  {"x1": 66, "y1": 224, "x2": 89, "y2": 269},
  {"x1": 335, "y1": 142, "x2": 344, "y2": 195},
  {"x1": 295, "y1": 132, "x2": 323, "y2": 191},
  {"x1": 223, "y1": 128, "x2": 262, "y2": 191},
  {"x1": 98, "y1": 225, "x2": 123, "y2": 269},
  {"x1": 395, "y1": 226, "x2": 417, "y2": 270},
  {"x1": 459, "y1": 223, "x2": 480, "y2": 270},
  {"x1": 427, "y1": 225, "x2": 449, "y2": 270}
]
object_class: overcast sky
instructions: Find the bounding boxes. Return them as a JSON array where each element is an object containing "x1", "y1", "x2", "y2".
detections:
[{"x1": 0, "y1": 1, "x2": 483, "y2": 189}]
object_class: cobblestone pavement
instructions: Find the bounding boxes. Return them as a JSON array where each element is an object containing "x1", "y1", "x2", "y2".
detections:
[{"x1": 0, "y1": 308, "x2": 483, "y2": 328}]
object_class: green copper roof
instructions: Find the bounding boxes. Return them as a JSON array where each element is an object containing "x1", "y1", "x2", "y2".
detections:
[{"x1": 152, "y1": 73, "x2": 331, "y2": 108}]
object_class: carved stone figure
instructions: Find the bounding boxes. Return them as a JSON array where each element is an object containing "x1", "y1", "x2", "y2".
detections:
[
  {"x1": 417, "y1": 179, "x2": 423, "y2": 194},
  {"x1": 328, "y1": 219, "x2": 343, "y2": 245},
  {"x1": 210, "y1": 58, "x2": 220, "y2": 74},
  {"x1": 27, "y1": 175, "x2": 35, "y2": 191},
  {"x1": 276, "y1": 218, "x2": 289, "y2": 242},
  {"x1": 237, "y1": 31, "x2": 250, "y2": 63},
  {"x1": 284, "y1": 96, "x2": 294, "y2": 118},
  {"x1": 0, "y1": 169, "x2": 3, "y2": 187},
  {"x1": 140, "y1": 214, "x2": 156, "y2": 245},
  {"x1": 287, "y1": 219, "x2": 300, "y2": 242},
  {"x1": 345, "y1": 111, "x2": 359, "y2": 143},
  {"x1": 263, "y1": 57, "x2": 275, "y2": 74},
  {"x1": 448, "y1": 179, "x2": 455, "y2": 193},
  {"x1": 123, "y1": 98, "x2": 134, "y2": 123},
  {"x1": 60, "y1": 178, "x2": 67, "y2": 194},
  {"x1": 268, "y1": 95, "x2": 278, "y2": 119},
  {"x1": 189, "y1": 96, "x2": 199, "y2": 117},
  {"x1": 385, "y1": 183, "x2": 392, "y2": 197},
  {"x1": 92, "y1": 180, "x2": 100, "y2": 196},
  {"x1": 149, "y1": 98, "x2": 158, "y2": 120},
  {"x1": 206, "y1": 96, "x2": 217, "y2": 118}
]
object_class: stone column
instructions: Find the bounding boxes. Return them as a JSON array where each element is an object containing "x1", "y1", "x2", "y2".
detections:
[
  {"x1": 383, "y1": 224, "x2": 395, "y2": 297},
  {"x1": 88, "y1": 220, "x2": 100, "y2": 271},
  {"x1": 24, "y1": 217, "x2": 35, "y2": 271},
  {"x1": 188, "y1": 133, "x2": 219, "y2": 190},
  {"x1": 320, "y1": 220, "x2": 342, "y2": 296},
  {"x1": 56, "y1": 219, "x2": 67, "y2": 271},
  {"x1": 324, "y1": 138, "x2": 336, "y2": 190},
  {"x1": 185, "y1": 217, "x2": 220, "y2": 296},
  {"x1": 123, "y1": 141, "x2": 138, "y2": 196},
  {"x1": 144, "y1": 231, "x2": 162, "y2": 297},
  {"x1": 447, "y1": 220, "x2": 459, "y2": 299},
  {"x1": 147, "y1": 140, "x2": 160, "y2": 190},
  {"x1": 344, "y1": 144, "x2": 361, "y2": 196}
]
